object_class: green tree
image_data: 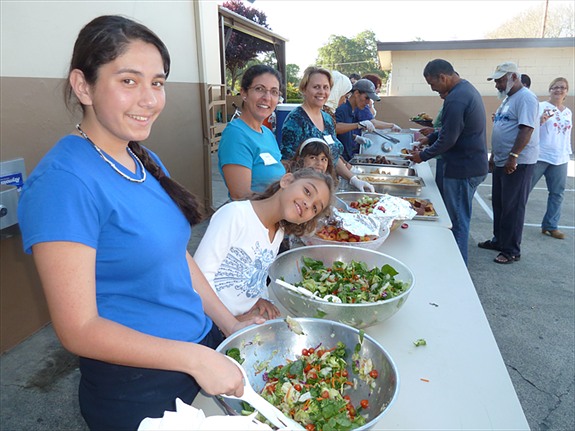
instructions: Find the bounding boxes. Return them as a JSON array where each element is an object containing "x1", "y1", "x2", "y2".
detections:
[
  {"x1": 486, "y1": 2, "x2": 574, "y2": 38},
  {"x1": 315, "y1": 30, "x2": 386, "y2": 82},
  {"x1": 286, "y1": 64, "x2": 301, "y2": 87},
  {"x1": 222, "y1": 0, "x2": 274, "y2": 91}
]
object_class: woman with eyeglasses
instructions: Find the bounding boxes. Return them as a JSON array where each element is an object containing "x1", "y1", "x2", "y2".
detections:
[
  {"x1": 529, "y1": 77, "x2": 572, "y2": 240},
  {"x1": 218, "y1": 64, "x2": 286, "y2": 200}
]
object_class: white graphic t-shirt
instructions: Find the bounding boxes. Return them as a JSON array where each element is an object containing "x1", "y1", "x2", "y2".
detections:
[{"x1": 194, "y1": 200, "x2": 284, "y2": 316}]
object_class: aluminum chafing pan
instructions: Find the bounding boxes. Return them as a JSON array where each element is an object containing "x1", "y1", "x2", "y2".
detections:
[
  {"x1": 401, "y1": 197, "x2": 440, "y2": 221},
  {"x1": 350, "y1": 164, "x2": 417, "y2": 177},
  {"x1": 356, "y1": 174, "x2": 425, "y2": 196},
  {"x1": 349, "y1": 155, "x2": 411, "y2": 167}
]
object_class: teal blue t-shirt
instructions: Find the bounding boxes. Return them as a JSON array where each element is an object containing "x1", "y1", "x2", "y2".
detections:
[
  {"x1": 18, "y1": 135, "x2": 212, "y2": 343},
  {"x1": 218, "y1": 118, "x2": 285, "y2": 193}
]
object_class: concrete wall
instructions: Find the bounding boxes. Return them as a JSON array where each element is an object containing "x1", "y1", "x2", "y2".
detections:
[
  {"x1": 386, "y1": 47, "x2": 575, "y2": 98},
  {"x1": 0, "y1": 0, "x2": 223, "y2": 352}
]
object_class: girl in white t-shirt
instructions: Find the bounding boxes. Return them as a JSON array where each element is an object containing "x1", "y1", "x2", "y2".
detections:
[{"x1": 194, "y1": 168, "x2": 333, "y2": 321}]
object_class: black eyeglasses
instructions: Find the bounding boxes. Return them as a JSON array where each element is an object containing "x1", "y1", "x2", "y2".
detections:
[{"x1": 248, "y1": 85, "x2": 281, "y2": 98}]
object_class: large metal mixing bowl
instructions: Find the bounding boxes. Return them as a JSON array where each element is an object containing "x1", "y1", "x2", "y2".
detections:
[
  {"x1": 215, "y1": 317, "x2": 399, "y2": 430},
  {"x1": 268, "y1": 245, "x2": 415, "y2": 329}
]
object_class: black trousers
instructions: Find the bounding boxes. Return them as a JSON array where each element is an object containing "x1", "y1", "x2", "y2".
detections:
[
  {"x1": 79, "y1": 324, "x2": 224, "y2": 431},
  {"x1": 491, "y1": 164, "x2": 535, "y2": 257}
]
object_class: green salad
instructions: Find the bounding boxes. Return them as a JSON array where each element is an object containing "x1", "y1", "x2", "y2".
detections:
[
  {"x1": 235, "y1": 341, "x2": 375, "y2": 431},
  {"x1": 295, "y1": 257, "x2": 409, "y2": 304}
]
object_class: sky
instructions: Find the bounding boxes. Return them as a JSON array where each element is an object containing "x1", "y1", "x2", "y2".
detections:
[{"x1": 226, "y1": 0, "x2": 570, "y2": 70}]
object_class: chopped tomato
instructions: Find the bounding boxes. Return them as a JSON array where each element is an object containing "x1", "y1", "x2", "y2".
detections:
[
  {"x1": 305, "y1": 424, "x2": 316, "y2": 431},
  {"x1": 369, "y1": 369, "x2": 379, "y2": 379},
  {"x1": 360, "y1": 399, "x2": 369, "y2": 409}
]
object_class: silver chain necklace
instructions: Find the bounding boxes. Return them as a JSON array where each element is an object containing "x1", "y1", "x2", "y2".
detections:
[{"x1": 76, "y1": 124, "x2": 146, "y2": 183}]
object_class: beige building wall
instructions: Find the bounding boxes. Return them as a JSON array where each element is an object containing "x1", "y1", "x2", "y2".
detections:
[
  {"x1": 0, "y1": 0, "x2": 222, "y2": 352},
  {"x1": 386, "y1": 47, "x2": 575, "y2": 97},
  {"x1": 377, "y1": 40, "x2": 575, "y2": 151}
]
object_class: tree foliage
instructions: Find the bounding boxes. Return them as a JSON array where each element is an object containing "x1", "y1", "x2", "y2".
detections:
[
  {"x1": 315, "y1": 30, "x2": 386, "y2": 81},
  {"x1": 222, "y1": 0, "x2": 274, "y2": 91},
  {"x1": 485, "y1": 2, "x2": 574, "y2": 38}
]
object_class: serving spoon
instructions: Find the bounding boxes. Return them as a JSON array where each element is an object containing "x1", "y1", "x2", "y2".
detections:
[
  {"x1": 334, "y1": 196, "x2": 360, "y2": 213},
  {"x1": 221, "y1": 357, "x2": 305, "y2": 430}
]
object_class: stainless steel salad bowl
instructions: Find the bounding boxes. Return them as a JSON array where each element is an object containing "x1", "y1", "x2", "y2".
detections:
[
  {"x1": 215, "y1": 317, "x2": 399, "y2": 430},
  {"x1": 268, "y1": 245, "x2": 415, "y2": 329}
]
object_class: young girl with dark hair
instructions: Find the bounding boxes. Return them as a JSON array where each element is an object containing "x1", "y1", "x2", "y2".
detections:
[
  {"x1": 287, "y1": 137, "x2": 338, "y2": 185},
  {"x1": 18, "y1": 15, "x2": 264, "y2": 430},
  {"x1": 194, "y1": 168, "x2": 333, "y2": 321}
]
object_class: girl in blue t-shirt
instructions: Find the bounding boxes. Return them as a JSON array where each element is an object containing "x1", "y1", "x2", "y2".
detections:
[{"x1": 17, "y1": 15, "x2": 267, "y2": 430}]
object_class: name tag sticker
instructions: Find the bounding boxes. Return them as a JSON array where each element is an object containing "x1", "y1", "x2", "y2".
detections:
[
  {"x1": 324, "y1": 135, "x2": 335, "y2": 144},
  {"x1": 260, "y1": 152, "x2": 278, "y2": 165},
  {"x1": 502, "y1": 105, "x2": 510, "y2": 113}
]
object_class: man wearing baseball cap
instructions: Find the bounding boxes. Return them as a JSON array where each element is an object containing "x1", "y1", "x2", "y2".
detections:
[{"x1": 478, "y1": 62, "x2": 539, "y2": 264}]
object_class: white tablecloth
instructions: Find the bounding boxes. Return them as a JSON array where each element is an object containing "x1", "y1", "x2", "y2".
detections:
[{"x1": 192, "y1": 166, "x2": 528, "y2": 430}]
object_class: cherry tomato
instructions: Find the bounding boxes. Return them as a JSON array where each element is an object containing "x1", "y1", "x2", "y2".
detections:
[
  {"x1": 302, "y1": 348, "x2": 309, "y2": 356},
  {"x1": 343, "y1": 395, "x2": 351, "y2": 402},
  {"x1": 304, "y1": 364, "x2": 312, "y2": 372},
  {"x1": 308, "y1": 347, "x2": 315, "y2": 354},
  {"x1": 369, "y1": 369, "x2": 379, "y2": 379},
  {"x1": 401, "y1": 223, "x2": 409, "y2": 229},
  {"x1": 360, "y1": 399, "x2": 369, "y2": 409},
  {"x1": 341, "y1": 369, "x2": 349, "y2": 377},
  {"x1": 307, "y1": 371, "x2": 318, "y2": 380},
  {"x1": 347, "y1": 404, "x2": 356, "y2": 417},
  {"x1": 305, "y1": 424, "x2": 316, "y2": 431},
  {"x1": 294, "y1": 384, "x2": 302, "y2": 391},
  {"x1": 321, "y1": 390, "x2": 330, "y2": 399}
]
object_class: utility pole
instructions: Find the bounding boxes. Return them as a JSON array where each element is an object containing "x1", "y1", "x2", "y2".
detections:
[{"x1": 541, "y1": 0, "x2": 549, "y2": 38}]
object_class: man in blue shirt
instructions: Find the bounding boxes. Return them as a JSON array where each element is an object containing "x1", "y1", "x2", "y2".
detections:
[{"x1": 409, "y1": 59, "x2": 488, "y2": 264}]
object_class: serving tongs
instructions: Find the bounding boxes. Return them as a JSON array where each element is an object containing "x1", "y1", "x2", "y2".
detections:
[
  {"x1": 371, "y1": 129, "x2": 401, "y2": 144},
  {"x1": 222, "y1": 357, "x2": 305, "y2": 430},
  {"x1": 275, "y1": 279, "x2": 342, "y2": 303}
]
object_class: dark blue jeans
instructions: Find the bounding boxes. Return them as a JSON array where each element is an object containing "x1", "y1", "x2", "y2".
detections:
[
  {"x1": 530, "y1": 161, "x2": 568, "y2": 231},
  {"x1": 491, "y1": 164, "x2": 535, "y2": 257},
  {"x1": 79, "y1": 324, "x2": 224, "y2": 431},
  {"x1": 442, "y1": 174, "x2": 487, "y2": 264}
]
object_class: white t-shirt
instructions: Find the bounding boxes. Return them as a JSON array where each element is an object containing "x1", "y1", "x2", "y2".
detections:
[
  {"x1": 538, "y1": 101, "x2": 573, "y2": 165},
  {"x1": 194, "y1": 200, "x2": 284, "y2": 316}
]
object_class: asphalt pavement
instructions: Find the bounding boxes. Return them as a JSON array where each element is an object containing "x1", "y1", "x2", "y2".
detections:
[{"x1": 1, "y1": 156, "x2": 573, "y2": 431}]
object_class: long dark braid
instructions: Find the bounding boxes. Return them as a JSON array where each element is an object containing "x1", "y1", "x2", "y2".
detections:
[{"x1": 129, "y1": 141, "x2": 203, "y2": 225}]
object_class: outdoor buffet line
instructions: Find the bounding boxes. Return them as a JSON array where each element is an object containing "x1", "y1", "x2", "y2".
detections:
[{"x1": 189, "y1": 133, "x2": 530, "y2": 430}]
